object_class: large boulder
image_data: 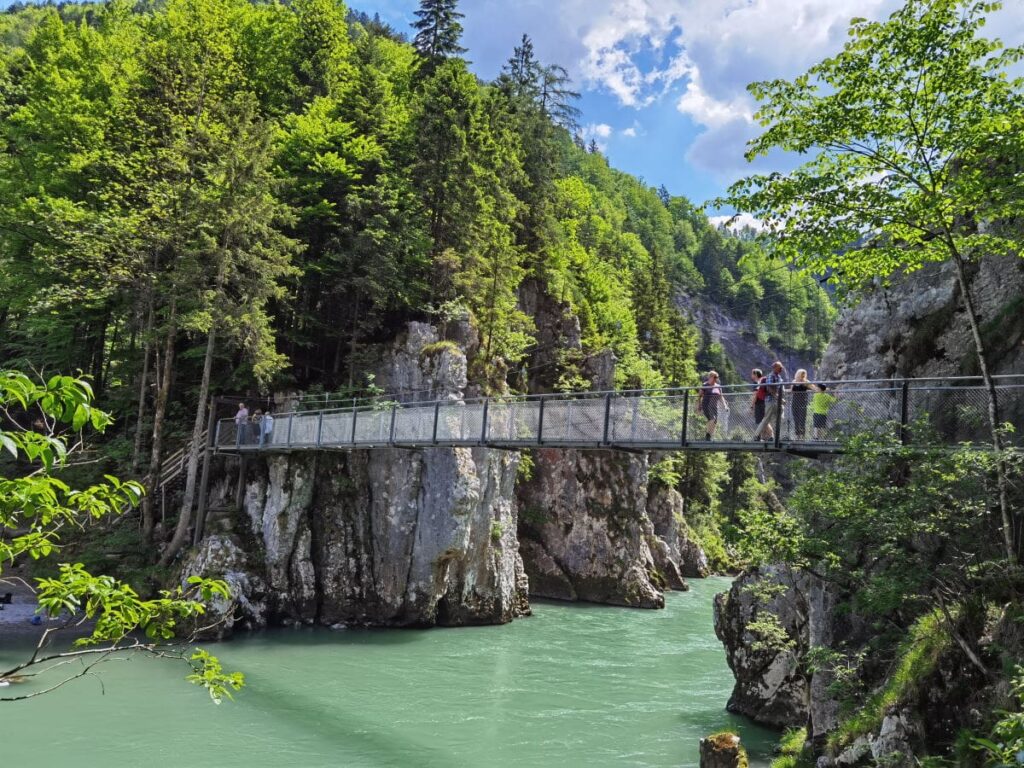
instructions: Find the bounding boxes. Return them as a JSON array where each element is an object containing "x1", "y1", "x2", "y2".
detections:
[
  {"x1": 517, "y1": 449, "x2": 665, "y2": 608},
  {"x1": 713, "y1": 566, "x2": 810, "y2": 727}
]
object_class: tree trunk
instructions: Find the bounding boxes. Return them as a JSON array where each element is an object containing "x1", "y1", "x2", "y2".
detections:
[
  {"x1": 949, "y1": 247, "x2": 1014, "y2": 562},
  {"x1": 141, "y1": 297, "x2": 176, "y2": 547},
  {"x1": 130, "y1": 299, "x2": 154, "y2": 476},
  {"x1": 160, "y1": 323, "x2": 216, "y2": 567}
]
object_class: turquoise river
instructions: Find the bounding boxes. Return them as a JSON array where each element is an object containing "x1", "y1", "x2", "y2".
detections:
[{"x1": 1, "y1": 577, "x2": 777, "y2": 767}]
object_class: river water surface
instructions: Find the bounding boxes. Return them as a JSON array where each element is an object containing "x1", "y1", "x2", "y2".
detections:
[{"x1": 1, "y1": 577, "x2": 776, "y2": 767}]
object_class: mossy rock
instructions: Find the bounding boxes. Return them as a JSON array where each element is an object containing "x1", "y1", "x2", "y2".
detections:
[{"x1": 699, "y1": 731, "x2": 749, "y2": 768}]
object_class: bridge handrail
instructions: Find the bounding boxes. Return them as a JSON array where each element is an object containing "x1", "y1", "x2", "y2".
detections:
[
  {"x1": 228, "y1": 375, "x2": 1024, "y2": 422},
  {"x1": 213, "y1": 376, "x2": 1024, "y2": 454}
]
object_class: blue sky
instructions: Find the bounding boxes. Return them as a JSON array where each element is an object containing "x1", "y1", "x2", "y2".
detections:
[{"x1": 357, "y1": 0, "x2": 1024, "y2": 210}]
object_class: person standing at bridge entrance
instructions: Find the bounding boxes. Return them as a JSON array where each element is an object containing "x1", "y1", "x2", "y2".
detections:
[
  {"x1": 234, "y1": 402, "x2": 250, "y2": 445},
  {"x1": 261, "y1": 408, "x2": 274, "y2": 447},
  {"x1": 698, "y1": 371, "x2": 728, "y2": 440},
  {"x1": 755, "y1": 361, "x2": 789, "y2": 441}
]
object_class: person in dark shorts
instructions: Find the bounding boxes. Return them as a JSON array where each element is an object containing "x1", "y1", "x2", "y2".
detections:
[
  {"x1": 790, "y1": 369, "x2": 813, "y2": 439},
  {"x1": 698, "y1": 371, "x2": 727, "y2": 440},
  {"x1": 750, "y1": 368, "x2": 766, "y2": 439},
  {"x1": 812, "y1": 384, "x2": 838, "y2": 440}
]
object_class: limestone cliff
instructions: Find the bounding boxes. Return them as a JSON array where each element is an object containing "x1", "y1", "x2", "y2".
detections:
[
  {"x1": 517, "y1": 449, "x2": 665, "y2": 608},
  {"x1": 514, "y1": 282, "x2": 710, "y2": 607},
  {"x1": 821, "y1": 254, "x2": 1024, "y2": 381},
  {"x1": 184, "y1": 322, "x2": 530, "y2": 632}
]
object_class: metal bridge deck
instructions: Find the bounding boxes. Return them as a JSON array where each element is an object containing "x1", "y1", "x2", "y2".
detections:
[{"x1": 211, "y1": 376, "x2": 1024, "y2": 458}]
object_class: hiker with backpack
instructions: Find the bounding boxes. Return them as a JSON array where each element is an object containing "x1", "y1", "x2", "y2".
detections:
[{"x1": 754, "y1": 361, "x2": 789, "y2": 441}]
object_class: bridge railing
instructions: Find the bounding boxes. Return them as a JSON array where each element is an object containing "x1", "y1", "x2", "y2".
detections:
[{"x1": 213, "y1": 375, "x2": 1024, "y2": 453}]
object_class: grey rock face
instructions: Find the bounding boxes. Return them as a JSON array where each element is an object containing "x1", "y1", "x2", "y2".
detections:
[
  {"x1": 189, "y1": 323, "x2": 529, "y2": 632},
  {"x1": 647, "y1": 484, "x2": 711, "y2": 579},
  {"x1": 180, "y1": 534, "x2": 267, "y2": 638},
  {"x1": 821, "y1": 255, "x2": 1024, "y2": 381},
  {"x1": 232, "y1": 444, "x2": 528, "y2": 628},
  {"x1": 517, "y1": 448, "x2": 665, "y2": 608},
  {"x1": 714, "y1": 566, "x2": 810, "y2": 728}
]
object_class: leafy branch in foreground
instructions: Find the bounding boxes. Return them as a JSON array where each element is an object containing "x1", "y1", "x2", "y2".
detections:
[{"x1": 0, "y1": 370, "x2": 243, "y2": 703}]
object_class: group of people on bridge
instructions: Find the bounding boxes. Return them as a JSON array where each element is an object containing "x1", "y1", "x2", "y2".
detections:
[
  {"x1": 697, "y1": 361, "x2": 838, "y2": 443},
  {"x1": 233, "y1": 402, "x2": 274, "y2": 446}
]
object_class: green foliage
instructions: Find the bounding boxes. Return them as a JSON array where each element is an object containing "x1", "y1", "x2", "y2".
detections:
[
  {"x1": 693, "y1": 227, "x2": 835, "y2": 357},
  {"x1": 830, "y1": 608, "x2": 952, "y2": 750},
  {"x1": 972, "y1": 665, "x2": 1024, "y2": 766},
  {"x1": 718, "y1": 0, "x2": 1024, "y2": 289},
  {"x1": 770, "y1": 728, "x2": 811, "y2": 768},
  {"x1": 0, "y1": 371, "x2": 241, "y2": 702}
]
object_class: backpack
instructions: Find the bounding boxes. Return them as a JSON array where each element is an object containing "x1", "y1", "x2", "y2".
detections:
[{"x1": 755, "y1": 376, "x2": 768, "y2": 401}]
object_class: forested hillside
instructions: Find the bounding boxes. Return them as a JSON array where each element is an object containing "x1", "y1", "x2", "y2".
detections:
[{"x1": 0, "y1": 0, "x2": 832, "y2": 483}]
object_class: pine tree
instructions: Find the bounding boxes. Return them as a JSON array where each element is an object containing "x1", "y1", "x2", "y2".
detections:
[
  {"x1": 500, "y1": 34, "x2": 540, "y2": 102},
  {"x1": 539, "y1": 64, "x2": 580, "y2": 130},
  {"x1": 411, "y1": 0, "x2": 465, "y2": 65}
]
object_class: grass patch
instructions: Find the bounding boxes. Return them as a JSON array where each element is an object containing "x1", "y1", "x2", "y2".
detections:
[
  {"x1": 770, "y1": 727, "x2": 811, "y2": 768},
  {"x1": 828, "y1": 608, "x2": 952, "y2": 751},
  {"x1": 419, "y1": 340, "x2": 460, "y2": 359}
]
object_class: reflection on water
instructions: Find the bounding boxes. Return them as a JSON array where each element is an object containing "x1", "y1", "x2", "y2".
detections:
[{"x1": 1, "y1": 577, "x2": 776, "y2": 768}]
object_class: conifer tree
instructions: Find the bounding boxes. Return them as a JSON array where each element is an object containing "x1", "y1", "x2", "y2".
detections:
[{"x1": 411, "y1": 0, "x2": 465, "y2": 65}]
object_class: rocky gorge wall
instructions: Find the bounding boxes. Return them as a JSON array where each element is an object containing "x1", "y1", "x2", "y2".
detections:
[{"x1": 185, "y1": 319, "x2": 712, "y2": 636}]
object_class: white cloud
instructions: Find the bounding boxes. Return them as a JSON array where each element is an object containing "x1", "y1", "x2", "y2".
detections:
[
  {"x1": 622, "y1": 127, "x2": 637, "y2": 138},
  {"x1": 511, "y1": 0, "x2": 1023, "y2": 180},
  {"x1": 458, "y1": 0, "x2": 1024, "y2": 186},
  {"x1": 579, "y1": 122, "x2": 614, "y2": 151},
  {"x1": 708, "y1": 212, "x2": 767, "y2": 233}
]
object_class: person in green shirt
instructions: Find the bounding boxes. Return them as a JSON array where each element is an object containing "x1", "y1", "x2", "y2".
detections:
[{"x1": 811, "y1": 384, "x2": 838, "y2": 440}]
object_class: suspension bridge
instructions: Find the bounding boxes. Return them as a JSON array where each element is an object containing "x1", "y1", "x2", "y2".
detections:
[{"x1": 211, "y1": 376, "x2": 1024, "y2": 458}]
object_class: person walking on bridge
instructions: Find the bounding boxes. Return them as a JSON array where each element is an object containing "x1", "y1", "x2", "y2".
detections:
[
  {"x1": 755, "y1": 361, "x2": 789, "y2": 441},
  {"x1": 698, "y1": 371, "x2": 728, "y2": 440}
]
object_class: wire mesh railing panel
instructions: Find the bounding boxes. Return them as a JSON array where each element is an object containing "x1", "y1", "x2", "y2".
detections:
[
  {"x1": 540, "y1": 397, "x2": 606, "y2": 443},
  {"x1": 908, "y1": 385, "x2": 991, "y2": 445},
  {"x1": 819, "y1": 387, "x2": 901, "y2": 442},
  {"x1": 484, "y1": 400, "x2": 539, "y2": 442},
  {"x1": 215, "y1": 419, "x2": 235, "y2": 448},
  {"x1": 354, "y1": 409, "x2": 391, "y2": 444},
  {"x1": 319, "y1": 411, "x2": 354, "y2": 445},
  {"x1": 434, "y1": 401, "x2": 485, "y2": 443},
  {"x1": 392, "y1": 404, "x2": 436, "y2": 444},
  {"x1": 286, "y1": 413, "x2": 320, "y2": 446},
  {"x1": 607, "y1": 394, "x2": 684, "y2": 444}
]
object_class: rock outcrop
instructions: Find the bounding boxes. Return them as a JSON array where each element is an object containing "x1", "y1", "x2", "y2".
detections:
[
  {"x1": 187, "y1": 322, "x2": 530, "y2": 631},
  {"x1": 647, "y1": 484, "x2": 710, "y2": 579},
  {"x1": 517, "y1": 449, "x2": 665, "y2": 608},
  {"x1": 713, "y1": 566, "x2": 810, "y2": 728},
  {"x1": 821, "y1": 255, "x2": 1024, "y2": 381},
  {"x1": 699, "y1": 732, "x2": 749, "y2": 768}
]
